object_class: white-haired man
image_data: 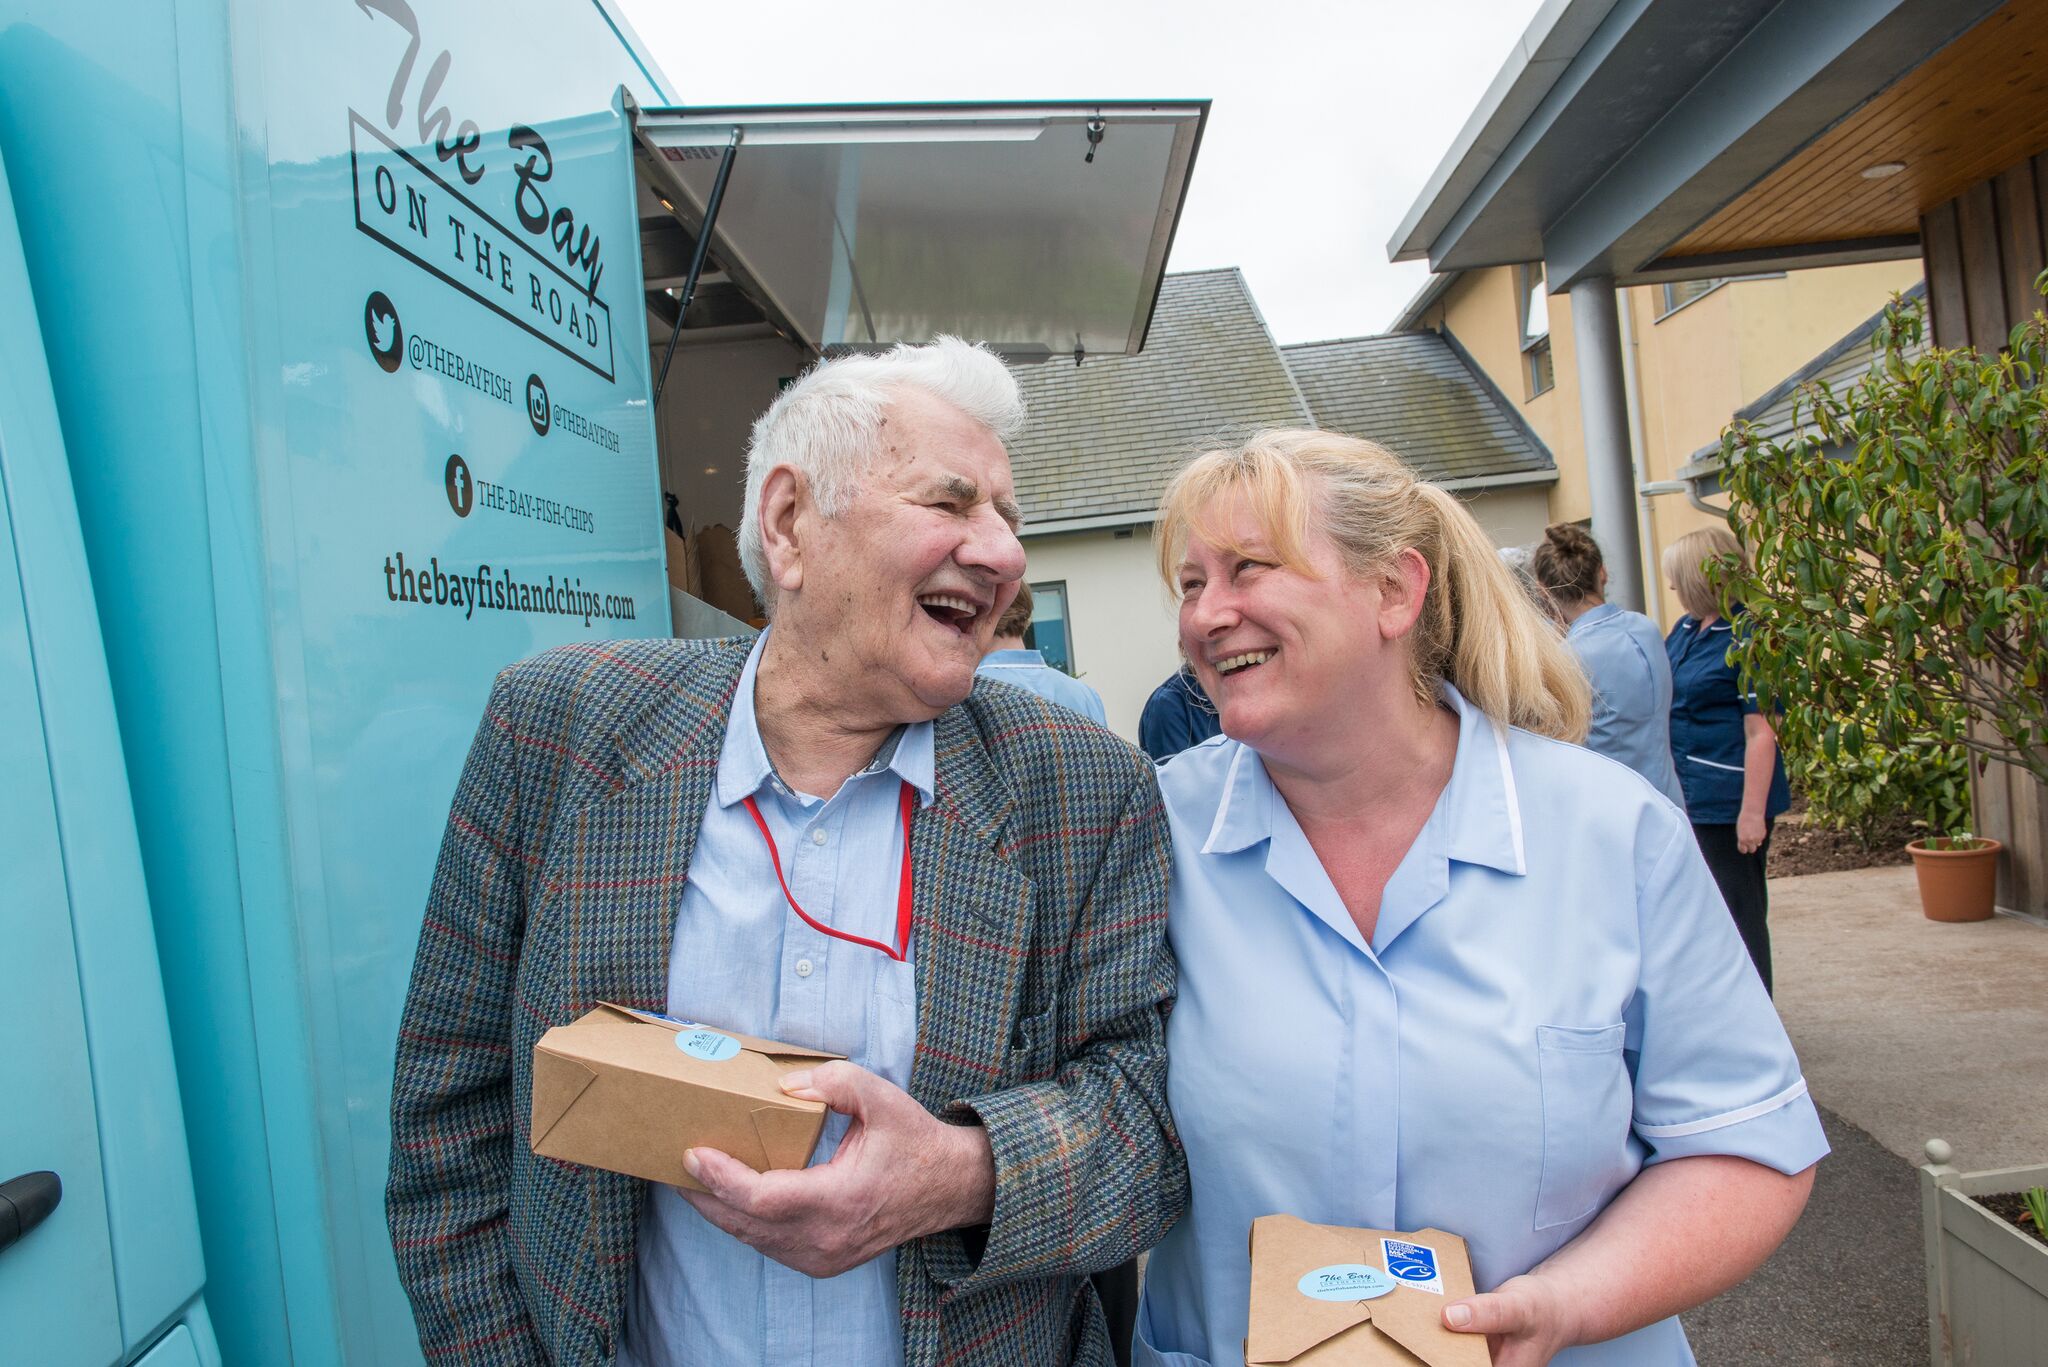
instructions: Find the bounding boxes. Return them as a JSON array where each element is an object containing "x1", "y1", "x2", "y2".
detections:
[{"x1": 388, "y1": 338, "x2": 1188, "y2": 1367}]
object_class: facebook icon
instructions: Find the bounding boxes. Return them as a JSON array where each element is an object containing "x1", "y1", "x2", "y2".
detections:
[{"x1": 444, "y1": 453, "x2": 474, "y2": 518}]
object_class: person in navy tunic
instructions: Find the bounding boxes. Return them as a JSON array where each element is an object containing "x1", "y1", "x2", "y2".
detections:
[{"x1": 1661, "y1": 525, "x2": 1791, "y2": 994}]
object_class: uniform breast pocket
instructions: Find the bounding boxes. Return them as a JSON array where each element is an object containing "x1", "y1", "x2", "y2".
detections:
[{"x1": 1534, "y1": 1023, "x2": 1633, "y2": 1231}]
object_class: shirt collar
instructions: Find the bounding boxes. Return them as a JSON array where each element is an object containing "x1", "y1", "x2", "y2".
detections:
[
  {"x1": 1197, "y1": 680, "x2": 1526, "y2": 878},
  {"x1": 979, "y1": 649, "x2": 1048, "y2": 668},
  {"x1": 1431, "y1": 681, "x2": 1528, "y2": 877},
  {"x1": 716, "y1": 630, "x2": 937, "y2": 809},
  {"x1": 1567, "y1": 601, "x2": 1621, "y2": 636}
]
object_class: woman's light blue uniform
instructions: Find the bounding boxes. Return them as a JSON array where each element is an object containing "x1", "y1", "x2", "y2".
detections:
[
  {"x1": 1134, "y1": 684, "x2": 1828, "y2": 1367},
  {"x1": 1568, "y1": 602, "x2": 1687, "y2": 810}
]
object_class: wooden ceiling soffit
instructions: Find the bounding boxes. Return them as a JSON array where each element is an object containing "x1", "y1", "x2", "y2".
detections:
[{"x1": 1668, "y1": 2, "x2": 2048, "y2": 259}]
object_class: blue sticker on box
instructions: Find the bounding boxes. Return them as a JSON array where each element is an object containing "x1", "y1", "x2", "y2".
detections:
[
  {"x1": 675, "y1": 1028, "x2": 742, "y2": 1062},
  {"x1": 1296, "y1": 1264, "x2": 1395, "y2": 1302},
  {"x1": 1381, "y1": 1238, "x2": 1445, "y2": 1294}
]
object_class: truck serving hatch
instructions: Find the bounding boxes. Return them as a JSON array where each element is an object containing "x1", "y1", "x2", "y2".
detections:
[{"x1": 631, "y1": 100, "x2": 1209, "y2": 363}]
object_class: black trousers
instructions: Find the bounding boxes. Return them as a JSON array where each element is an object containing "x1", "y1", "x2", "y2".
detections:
[
  {"x1": 1692, "y1": 821, "x2": 1773, "y2": 995},
  {"x1": 1092, "y1": 1260, "x2": 1139, "y2": 1367}
]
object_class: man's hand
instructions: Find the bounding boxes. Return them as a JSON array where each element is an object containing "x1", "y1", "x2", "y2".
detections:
[
  {"x1": 676, "y1": 1060, "x2": 997, "y2": 1278},
  {"x1": 1442, "y1": 1270, "x2": 1580, "y2": 1367}
]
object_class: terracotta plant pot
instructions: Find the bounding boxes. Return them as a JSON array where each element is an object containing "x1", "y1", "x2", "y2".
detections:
[{"x1": 1906, "y1": 837, "x2": 2003, "y2": 923}]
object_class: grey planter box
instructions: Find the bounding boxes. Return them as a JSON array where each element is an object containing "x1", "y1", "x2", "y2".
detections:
[{"x1": 1921, "y1": 1139, "x2": 2048, "y2": 1366}]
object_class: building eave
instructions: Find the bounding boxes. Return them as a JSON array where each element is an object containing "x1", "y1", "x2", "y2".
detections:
[{"x1": 1021, "y1": 509, "x2": 1161, "y2": 538}]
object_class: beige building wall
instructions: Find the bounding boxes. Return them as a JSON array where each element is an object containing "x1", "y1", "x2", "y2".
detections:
[
  {"x1": 1458, "y1": 484, "x2": 1555, "y2": 551},
  {"x1": 1417, "y1": 259, "x2": 1923, "y2": 623},
  {"x1": 1422, "y1": 271, "x2": 1592, "y2": 524},
  {"x1": 1018, "y1": 526, "x2": 1182, "y2": 743}
]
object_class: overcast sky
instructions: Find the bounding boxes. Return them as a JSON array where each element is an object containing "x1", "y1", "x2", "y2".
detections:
[{"x1": 613, "y1": 0, "x2": 1543, "y2": 344}]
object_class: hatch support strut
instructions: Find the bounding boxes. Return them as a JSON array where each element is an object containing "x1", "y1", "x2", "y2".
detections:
[{"x1": 653, "y1": 127, "x2": 743, "y2": 408}]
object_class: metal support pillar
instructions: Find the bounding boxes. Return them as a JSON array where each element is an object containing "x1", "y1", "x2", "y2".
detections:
[{"x1": 1567, "y1": 273, "x2": 1647, "y2": 611}]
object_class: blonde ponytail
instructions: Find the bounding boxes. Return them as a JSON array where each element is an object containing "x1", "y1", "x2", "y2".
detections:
[
  {"x1": 1157, "y1": 429, "x2": 1591, "y2": 742},
  {"x1": 1415, "y1": 484, "x2": 1590, "y2": 741}
]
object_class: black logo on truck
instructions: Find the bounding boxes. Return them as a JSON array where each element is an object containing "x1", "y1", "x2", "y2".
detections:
[
  {"x1": 444, "y1": 453, "x2": 474, "y2": 516},
  {"x1": 526, "y1": 373, "x2": 551, "y2": 436},
  {"x1": 366, "y1": 291, "x2": 403, "y2": 372}
]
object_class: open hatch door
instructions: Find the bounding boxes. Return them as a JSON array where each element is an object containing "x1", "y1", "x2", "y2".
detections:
[{"x1": 632, "y1": 100, "x2": 1208, "y2": 362}]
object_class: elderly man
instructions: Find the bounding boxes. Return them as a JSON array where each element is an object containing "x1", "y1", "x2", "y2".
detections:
[{"x1": 387, "y1": 337, "x2": 1186, "y2": 1367}]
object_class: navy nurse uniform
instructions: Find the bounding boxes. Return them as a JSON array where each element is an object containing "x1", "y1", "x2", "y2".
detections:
[
  {"x1": 1133, "y1": 684, "x2": 1826, "y2": 1367},
  {"x1": 1665, "y1": 612, "x2": 1791, "y2": 991}
]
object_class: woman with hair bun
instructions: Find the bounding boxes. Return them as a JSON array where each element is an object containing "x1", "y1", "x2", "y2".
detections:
[
  {"x1": 1529, "y1": 523, "x2": 1686, "y2": 810},
  {"x1": 1135, "y1": 431, "x2": 1823, "y2": 1367}
]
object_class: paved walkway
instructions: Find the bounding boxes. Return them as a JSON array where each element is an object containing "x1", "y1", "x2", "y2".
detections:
[
  {"x1": 1683, "y1": 865, "x2": 2048, "y2": 1364},
  {"x1": 1769, "y1": 864, "x2": 2048, "y2": 1171}
]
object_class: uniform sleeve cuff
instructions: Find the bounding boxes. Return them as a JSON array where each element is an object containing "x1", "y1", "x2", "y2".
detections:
[{"x1": 1637, "y1": 1078, "x2": 1830, "y2": 1172}]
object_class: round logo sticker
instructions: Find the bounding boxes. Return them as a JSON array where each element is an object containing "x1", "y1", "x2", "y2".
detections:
[
  {"x1": 675, "y1": 1028, "x2": 741, "y2": 1062},
  {"x1": 1297, "y1": 1264, "x2": 1395, "y2": 1302}
]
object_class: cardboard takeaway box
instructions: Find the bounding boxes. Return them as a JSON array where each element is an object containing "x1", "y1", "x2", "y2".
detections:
[
  {"x1": 530, "y1": 1003, "x2": 839, "y2": 1192},
  {"x1": 1247, "y1": 1214, "x2": 1490, "y2": 1367}
]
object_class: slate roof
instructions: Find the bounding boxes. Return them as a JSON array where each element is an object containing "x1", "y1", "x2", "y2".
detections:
[
  {"x1": 1008, "y1": 268, "x2": 1310, "y2": 529},
  {"x1": 1281, "y1": 332, "x2": 1554, "y2": 485},
  {"x1": 1682, "y1": 281, "x2": 1929, "y2": 475},
  {"x1": 1008, "y1": 269, "x2": 1553, "y2": 529}
]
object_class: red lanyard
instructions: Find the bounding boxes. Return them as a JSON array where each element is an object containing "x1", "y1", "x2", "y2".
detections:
[{"x1": 741, "y1": 780, "x2": 915, "y2": 962}]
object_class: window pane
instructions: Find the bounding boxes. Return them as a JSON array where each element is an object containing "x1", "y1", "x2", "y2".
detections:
[
  {"x1": 1026, "y1": 580, "x2": 1073, "y2": 674},
  {"x1": 1526, "y1": 339, "x2": 1554, "y2": 399},
  {"x1": 1658, "y1": 277, "x2": 1721, "y2": 316},
  {"x1": 1521, "y1": 262, "x2": 1549, "y2": 343}
]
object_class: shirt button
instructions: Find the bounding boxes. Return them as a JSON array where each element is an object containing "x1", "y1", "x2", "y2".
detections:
[
  {"x1": 794, "y1": 958, "x2": 815, "y2": 978},
  {"x1": 810, "y1": 828, "x2": 828, "y2": 846}
]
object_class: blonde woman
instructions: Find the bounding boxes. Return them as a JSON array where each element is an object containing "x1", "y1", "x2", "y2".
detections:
[
  {"x1": 1661, "y1": 525, "x2": 1791, "y2": 994},
  {"x1": 1134, "y1": 432, "x2": 1823, "y2": 1367}
]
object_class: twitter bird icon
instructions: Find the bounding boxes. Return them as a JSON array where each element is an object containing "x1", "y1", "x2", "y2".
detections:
[{"x1": 365, "y1": 291, "x2": 403, "y2": 373}]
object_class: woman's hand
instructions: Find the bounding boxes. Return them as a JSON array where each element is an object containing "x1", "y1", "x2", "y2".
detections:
[
  {"x1": 1736, "y1": 809, "x2": 1768, "y2": 855},
  {"x1": 1443, "y1": 1270, "x2": 1578, "y2": 1367}
]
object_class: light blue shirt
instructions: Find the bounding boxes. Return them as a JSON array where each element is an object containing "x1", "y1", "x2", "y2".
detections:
[
  {"x1": 1134, "y1": 683, "x2": 1827, "y2": 1367},
  {"x1": 1567, "y1": 602, "x2": 1687, "y2": 811},
  {"x1": 623, "y1": 631, "x2": 932, "y2": 1367},
  {"x1": 976, "y1": 648, "x2": 1108, "y2": 725}
]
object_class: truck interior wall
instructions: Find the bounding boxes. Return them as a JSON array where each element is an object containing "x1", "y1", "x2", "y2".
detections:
[{"x1": 650, "y1": 334, "x2": 811, "y2": 533}]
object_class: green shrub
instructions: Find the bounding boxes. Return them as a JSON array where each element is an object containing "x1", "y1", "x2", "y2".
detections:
[
  {"x1": 1786, "y1": 724, "x2": 1971, "y2": 847},
  {"x1": 1715, "y1": 287, "x2": 2048, "y2": 832}
]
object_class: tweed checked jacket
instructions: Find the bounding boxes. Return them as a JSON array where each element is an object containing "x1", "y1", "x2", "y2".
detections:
[{"x1": 387, "y1": 637, "x2": 1187, "y2": 1367}]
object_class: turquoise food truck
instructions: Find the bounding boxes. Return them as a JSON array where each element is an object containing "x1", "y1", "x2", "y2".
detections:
[{"x1": 0, "y1": 2, "x2": 1206, "y2": 1362}]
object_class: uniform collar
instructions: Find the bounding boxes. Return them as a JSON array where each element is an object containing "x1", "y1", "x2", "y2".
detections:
[
  {"x1": 1196, "y1": 681, "x2": 1526, "y2": 879},
  {"x1": 1567, "y1": 601, "x2": 1621, "y2": 636},
  {"x1": 979, "y1": 649, "x2": 1048, "y2": 668},
  {"x1": 716, "y1": 630, "x2": 937, "y2": 809},
  {"x1": 1431, "y1": 682, "x2": 1528, "y2": 877}
]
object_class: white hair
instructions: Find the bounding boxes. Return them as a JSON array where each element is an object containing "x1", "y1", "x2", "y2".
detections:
[{"x1": 736, "y1": 336, "x2": 1027, "y2": 604}]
